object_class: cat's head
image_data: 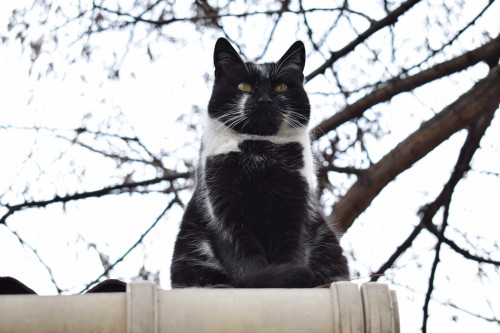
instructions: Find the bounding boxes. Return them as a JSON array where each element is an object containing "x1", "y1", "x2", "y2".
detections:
[{"x1": 208, "y1": 38, "x2": 310, "y2": 136}]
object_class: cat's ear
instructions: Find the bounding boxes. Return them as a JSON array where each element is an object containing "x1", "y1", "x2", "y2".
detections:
[
  {"x1": 277, "y1": 41, "x2": 305, "y2": 73},
  {"x1": 213, "y1": 38, "x2": 245, "y2": 72}
]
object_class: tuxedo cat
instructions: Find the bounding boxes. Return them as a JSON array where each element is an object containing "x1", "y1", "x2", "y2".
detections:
[{"x1": 171, "y1": 38, "x2": 349, "y2": 288}]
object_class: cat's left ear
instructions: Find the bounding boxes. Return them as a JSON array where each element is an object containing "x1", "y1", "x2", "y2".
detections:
[
  {"x1": 277, "y1": 41, "x2": 305, "y2": 73},
  {"x1": 213, "y1": 38, "x2": 245, "y2": 72}
]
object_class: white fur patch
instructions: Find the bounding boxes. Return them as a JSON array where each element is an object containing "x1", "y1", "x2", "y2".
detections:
[
  {"x1": 201, "y1": 116, "x2": 242, "y2": 158},
  {"x1": 238, "y1": 94, "x2": 249, "y2": 117},
  {"x1": 201, "y1": 116, "x2": 317, "y2": 190}
]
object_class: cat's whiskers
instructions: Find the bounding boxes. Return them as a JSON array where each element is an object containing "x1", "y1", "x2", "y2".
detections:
[
  {"x1": 214, "y1": 107, "x2": 248, "y2": 136},
  {"x1": 240, "y1": 118, "x2": 252, "y2": 132},
  {"x1": 280, "y1": 109, "x2": 309, "y2": 131},
  {"x1": 225, "y1": 115, "x2": 247, "y2": 132},
  {"x1": 282, "y1": 116, "x2": 302, "y2": 131}
]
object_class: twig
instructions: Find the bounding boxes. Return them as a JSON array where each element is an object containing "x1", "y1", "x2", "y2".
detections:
[
  {"x1": 305, "y1": 0, "x2": 422, "y2": 82},
  {"x1": 310, "y1": 35, "x2": 500, "y2": 140},
  {"x1": 371, "y1": 225, "x2": 423, "y2": 281},
  {"x1": 330, "y1": 64, "x2": 500, "y2": 232},
  {"x1": 92, "y1": 5, "x2": 363, "y2": 27},
  {"x1": 445, "y1": 301, "x2": 500, "y2": 324},
  {"x1": 419, "y1": 92, "x2": 498, "y2": 331},
  {"x1": 405, "y1": 0, "x2": 497, "y2": 75},
  {"x1": 2, "y1": 224, "x2": 63, "y2": 294},
  {"x1": 424, "y1": 224, "x2": 500, "y2": 266},
  {"x1": 254, "y1": 12, "x2": 284, "y2": 62},
  {"x1": 0, "y1": 172, "x2": 190, "y2": 225},
  {"x1": 422, "y1": 193, "x2": 451, "y2": 332},
  {"x1": 79, "y1": 195, "x2": 180, "y2": 293}
]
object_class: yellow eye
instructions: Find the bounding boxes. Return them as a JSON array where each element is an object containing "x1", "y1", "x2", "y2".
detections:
[
  {"x1": 274, "y1": 83, "x2": 288, "y2": 93},
  {"x1": 237, "y1": 82, "x2": 252, "y2": 93}
]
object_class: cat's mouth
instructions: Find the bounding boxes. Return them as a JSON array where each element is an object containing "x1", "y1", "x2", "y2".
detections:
[{"x1": 239, "y1": 108, "x2": 281, "y2": 136}]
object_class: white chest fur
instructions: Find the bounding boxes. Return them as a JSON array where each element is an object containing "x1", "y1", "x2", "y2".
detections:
[{"x1": 201, "y1": 117, "x2": 317, "y2": 190}]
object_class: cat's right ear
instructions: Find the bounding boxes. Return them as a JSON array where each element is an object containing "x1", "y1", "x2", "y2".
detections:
[{"x1": 213, "y1": 38, "x2": 245, "y2": 73}]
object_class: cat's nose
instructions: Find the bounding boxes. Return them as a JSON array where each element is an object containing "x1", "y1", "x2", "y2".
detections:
[{"x1": 257, "y1": 94, "x2": 273, "y2": 105}]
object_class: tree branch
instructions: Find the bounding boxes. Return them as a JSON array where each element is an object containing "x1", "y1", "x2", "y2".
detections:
[
  {"x1": 445, "y1": 300, "x2": 500, "y2": 324},
  {"x1": 331, "y1": 63, "x2": 500, "y2": 232},
  {"x1": 305, "y1": 0, "x2": 422, "y2": 82},
  {"x1": 422, "y1": 192, "x2": 452, "y2": 332},
  {"x1": 424, "y1": 223, "x2": 500, "y2": 266},
  {"x1": 421, "y1": 103, "x2": 497, "y2": 331},
  {"x1": 406, "y1": 0, "x2": 496, "y2": 75},
  {"x1": 310, "y1": 35, "x2": 500, "y2": 140},
  {"x1": 91, "y1": 5, "x2": 364, "y2": 28},
  {"x1": 2, "y1": 224, "x2": 63, "y2": 294},
  {"x1": 370, "y1": 225, "x2": 423, "y2": 281},
  {"x1": 0, "y1": 172, "x2": 190, "y2": 225},
  {"x1": 79, "y1": 195, "x2": 180, "y2": 293},
  {"x1": 372, "y1": 96, "x2": 498, "y2": 281}
]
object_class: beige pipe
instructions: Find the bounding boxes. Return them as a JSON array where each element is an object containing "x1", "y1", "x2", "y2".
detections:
[{"x1": 0, "y1": 281, "x2": 399, "y2": 333}]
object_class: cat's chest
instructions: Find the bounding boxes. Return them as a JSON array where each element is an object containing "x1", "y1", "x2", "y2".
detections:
[
  {"x1": 204, "y1": 139, "x2": 307, "y2": 198},
  {"x1": 217, "y1": 139, "x2": 304, "y2": 173},
  {"x1": 201, "y1": 118, "x2": 316, "y2": 188}
]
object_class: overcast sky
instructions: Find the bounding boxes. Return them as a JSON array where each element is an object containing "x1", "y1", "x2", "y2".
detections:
[{"x1": 1, "y1": 1, "x2": 499, "y2": 332}]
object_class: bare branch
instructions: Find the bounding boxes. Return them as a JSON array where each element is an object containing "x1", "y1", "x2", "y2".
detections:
[
  {"x1": 422, "y1": 191, "x2": 452, "y2": 332},
  {"x1": 374, "y1": 95, "x2": 498, "y2": 280},
  {"x1": 445, "y1": 300, "x2": 500, "y2": 324},
  {"x1": 419, "y1": 95, "x2": 499, "y2": 266},
  {"x1": 407, "y1": 0, "x2": 497, "y2": 74},
  {"x1": 324, "y1": 165, "x2": 366, "y2": 176},
  {"x1": 310, "y1": 35, "x2": 500, "y2": 140},
  {"x1": 2, "y1": 224, "x2": 63, "y2": 294},
  {"x1": 305, "y1": 0, "x2": 422, "y2": 82},
  {"x1": 91, "y1": 4, "x2": 365, "y2": 29},
  {"x1": 332, "y1": 63, "x2": 500, "y2": 232},
  {"x1": 424, "y1": 223, "x2": 500, "y2": 266},
  {"x1": 79, "y1": 195, "x2": 180, "y2": 293},
  {"x1": 370, "y1": 225, "x2": 423, "y2": 281},
  {"x1": 0, "y1": 172, "x2": 190, "y2": 225}
]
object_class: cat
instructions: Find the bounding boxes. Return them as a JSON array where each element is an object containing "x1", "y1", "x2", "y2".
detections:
[{"x1": 170, "y1": 38, "x2": 349, "y2": 288}]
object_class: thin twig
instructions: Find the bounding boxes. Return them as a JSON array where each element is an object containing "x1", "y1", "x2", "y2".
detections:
[
  {"x1": 422, "y1": 193, "x2": 452, "y2": 332},
  {"x1": 305, "y1": 0, "x2": 422, "y2": 82},
  {"x1": 0, "y1": 172, "x2": 190, "y2": 225},
  {"x1": 310, "y1": 36, "x2": 500, "y2": 140},
  {"x1": 79, "y1": 195, "x2": 180, "y2": 293},
  {"x1": 2, "y1": 224, "x2": 63, "y2": 294}
]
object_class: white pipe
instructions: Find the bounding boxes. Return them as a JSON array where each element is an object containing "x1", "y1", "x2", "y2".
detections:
[
  {"x1": 0, "y1": 281, "x2": 399, "y2": 333},
  {"x1": 0, "y1": 292, "x2": 126, "y2": 333}
]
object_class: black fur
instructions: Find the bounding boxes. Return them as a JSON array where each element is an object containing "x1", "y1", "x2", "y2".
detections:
[{"x1": 171, "y1": 38, "x2": 349, "y2": 288}]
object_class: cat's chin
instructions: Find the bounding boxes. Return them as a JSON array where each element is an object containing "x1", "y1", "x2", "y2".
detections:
[
  {"x1": 234, "y1": 117, "x2": 281, "y2": 136},
  {"x1": 237, "y1": 127, "x2": 279, "y2": 136}
]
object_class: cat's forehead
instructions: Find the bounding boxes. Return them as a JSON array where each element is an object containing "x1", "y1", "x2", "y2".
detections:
[{"x1": 247, "y1": 62, "x2": 276, "y2": 80}]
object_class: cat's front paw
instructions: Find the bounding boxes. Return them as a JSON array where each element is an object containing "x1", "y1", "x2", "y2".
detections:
[{"x1": 209, "y1": 284, "x2": 234, "y2": 288}]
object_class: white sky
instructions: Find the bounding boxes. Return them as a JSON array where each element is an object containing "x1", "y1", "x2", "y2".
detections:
[{"x1": 1, "y1": 1, "x2": 500, "y2": 332}]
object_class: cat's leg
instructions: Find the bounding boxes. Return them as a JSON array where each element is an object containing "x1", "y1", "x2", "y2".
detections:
[
  {"x1": 212, "y1": 225, "x2": 269, "y2": 282},
  {"x1": 213, "y1": 225, "x2": 315, "y2": 288},
  {"x1": 170, "y1": 257, "x2": 228, "y2": 288},
  {"x1": 171, "y1": 214, "x2": 229, "y2": 288},
  {"x1": 306, "y1": 219, "x2": 350, "y2": 286}
]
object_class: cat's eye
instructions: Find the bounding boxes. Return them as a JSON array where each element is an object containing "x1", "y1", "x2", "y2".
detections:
[
  {"x1": 274, "y1": 83, "x2": 288, "y2": 93},
  {"x1": 238, "y1": 82, "x2": 252, "y2": 93}
]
